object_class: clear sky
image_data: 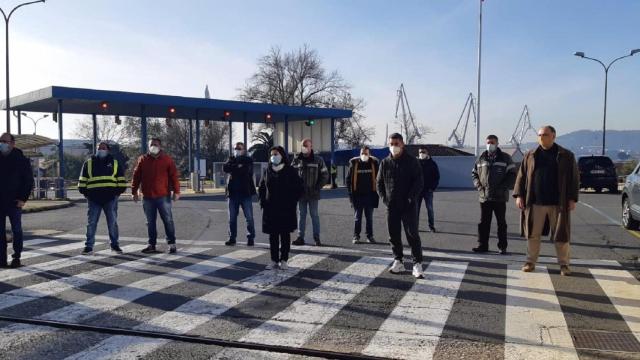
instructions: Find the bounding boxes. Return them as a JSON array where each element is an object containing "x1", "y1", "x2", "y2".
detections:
[{"x1": 3, "y1": 0, "x2": 639, "y2": 146}]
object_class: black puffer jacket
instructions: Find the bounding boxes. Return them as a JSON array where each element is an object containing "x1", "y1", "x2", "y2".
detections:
[
  {"x1": 0, "y1": 148, "x2": 34, "y2": 210},
  {"x1": 376, "y1": 151, "x2": 424, "y2": 210},
  {"x1": 471, "y1": 148, "x2": 516, "y2": 203},
  {"x1": 223, "y1": 155, "x2": 257, "y2": 198},
  {"x1": 258, "y1": 164, "x2": 304, "y2": 234}
]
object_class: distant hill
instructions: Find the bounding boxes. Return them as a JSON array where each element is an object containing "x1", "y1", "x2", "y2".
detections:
[{"x1": 523, "y1": 129, "x2": 640, "y2": 159}]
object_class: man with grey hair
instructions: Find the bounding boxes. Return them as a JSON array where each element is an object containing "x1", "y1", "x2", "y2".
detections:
[
  {"x1": 0, "y1": 133, "x2": 34, "y2": 268},
  {"x1": 292, "y1": 138, "x2": 329, "y2": 246}
]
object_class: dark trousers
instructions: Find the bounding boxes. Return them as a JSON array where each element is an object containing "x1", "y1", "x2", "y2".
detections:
[
  {"x1": 0, "y1": 206, "x2": 23, "y2": 264},
  {"x1": 387, "y1": 204, "x2": 423, "y2": 263},
  {"x1": 416, "y1": 190, "x2": 435, "y2": 228},
  {"x1": 354, "y1": 205, "x2": 374, "y2": 239},
  {"x1": 269, "y1": 232, "x2": 291, "y2": 263},
  {"x1": 477, "y1": 201, "x2": 508, "y2": 250},
  {"x1": 143, "y1": 196, "x2": 177, "y2": 246}
]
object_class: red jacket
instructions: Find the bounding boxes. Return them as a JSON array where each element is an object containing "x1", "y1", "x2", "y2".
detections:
[{"x1": 131, "y1": 152, "x2": 181, "y2": 199}]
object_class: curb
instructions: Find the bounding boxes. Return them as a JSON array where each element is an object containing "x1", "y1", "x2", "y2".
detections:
[{"x1": 23, "y1": 202, "x2": 75, "y2": 214}]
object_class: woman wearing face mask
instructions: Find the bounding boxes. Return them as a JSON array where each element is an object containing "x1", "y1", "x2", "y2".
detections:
[{"x1": 258, "y1": 146, "x2": 304, "y2": 270}]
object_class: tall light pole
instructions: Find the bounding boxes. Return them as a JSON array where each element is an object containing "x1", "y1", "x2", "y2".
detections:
[
  {"x1": 0, "y1": 0, "x2": 45, "y2": 134},
  {"x1": 574, "y1": 49, "x2": 639, "y2": 156},
  {"x1": 20, "y1": 112, "x2": 48, "y2": 135},
  {"x1": 475, "y1": 0, "x2": 483, "y2": 156}
]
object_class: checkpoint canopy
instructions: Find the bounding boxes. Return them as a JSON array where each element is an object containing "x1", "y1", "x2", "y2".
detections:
[{"x1": 1, "y1": 86, "x2": 352, "y2": 192}]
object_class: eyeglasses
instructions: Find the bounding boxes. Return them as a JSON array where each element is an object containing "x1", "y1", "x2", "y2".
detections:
[{"x1": 537, "y1": 133, "x2": 551, "y2": 137}]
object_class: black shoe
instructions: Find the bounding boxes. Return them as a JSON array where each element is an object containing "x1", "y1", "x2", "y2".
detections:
[
  {"x1": 499, "y1": 248, "x2": 508, "y2": 255},
  {"x1": 225, "y1": 239, "x2": 236, "y2": 246},
  {"x1": 82, "y1": 247, "x2": 94, "y2": 255},
  {"x1": 472, "y1": 247, "x2": 489, "y2": 253},
  {"x1": 429, "y1": 226, "x2": 437, "y2": 233},
  {"x1": 367, "y1": 237, "x2": 376, "y2": 244},
  {"x1": 314, "y1": 237, "x2": 322, "y2": 246},
  {"x1": 141, "y1": 245, "x2": 157, "y2": 254},
  {"x1": 9, "y1": 258, "x2": 21, "y2": 268},
  {"x1": 247, "y1": 239, "x2": 255, "y2": 247},
  {"x1": 110, "y1": 245, "x2": 124, "y2": 254},
  {"x1": 169, "y1": 244, "x2": 177, "y2": 254},
  {"x1": 292, "y1": 237, "x2": 305, "y2": 246}
]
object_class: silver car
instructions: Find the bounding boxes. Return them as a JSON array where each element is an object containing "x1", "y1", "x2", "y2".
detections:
[{"x1": 622, "y1": 162, "x2": 640, "y2": 230}]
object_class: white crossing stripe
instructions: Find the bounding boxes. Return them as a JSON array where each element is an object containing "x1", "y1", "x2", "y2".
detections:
[
  {"x1": 504, "y1": 265, "x2": 578, "y2": 360},
  {"x1": 0, "y1": 248, "x2": 257, "y2": 351},
  {"x1": 63, "y1": 254, "x2": 328, "y2": 360},
  {"x1": 0, "y1": 244, "x2": 187, "y2": 311},
  {"x1": 590, "y1": 268, "x2": 640, "y2": 343},
  {"x1": 238, "y1": 256, "x2": 391, "y2": 348},
  {"x1": 23, "y1": 238, "x2": 59, "y2": 246},
  {"x1": 19, "y1": 241, "x2": 102, "y2": 260},
  {"x1": 361, "y1": 261, "x2": 468, "y2": 360}
]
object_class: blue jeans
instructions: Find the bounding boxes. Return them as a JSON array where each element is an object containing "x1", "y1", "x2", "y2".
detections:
[
  {"x1": 143, "y1": 196, "x2": 176, "y2": 246},
  {"x1": 0, "y1": 206, "x2": 23, "y2": 262},
  {"x1": 354, "y1": 205, "x2": 374, "y2": 239},
  {"x1": 298, "y1": 199, "x2": 320, "y2": 240},
  {"x1": 228, "y1": 196, "x2": 255, "y2": 241},
  {"x1": 86, "y1": 198, "x2": 119, "y2": 248},
  {"x1": 417, "y1": 190, "x2": 435, "y2": 228}
]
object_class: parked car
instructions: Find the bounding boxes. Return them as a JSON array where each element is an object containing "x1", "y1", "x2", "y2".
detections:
[
  {"x1": 621, "y1": 162, "x2": 640, "y2": 230},
  {"x1": 578, "y1": 155, "x2": 618, "y2": 193}
]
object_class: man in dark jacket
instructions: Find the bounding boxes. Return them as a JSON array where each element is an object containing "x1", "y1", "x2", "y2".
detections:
[
  {"x1": 417, "y1": 146, "x2": 440, "y2": 232},
  {"x1": 0, "y1": 133, "x2": 34, "y2": 268},
  {"x1": 78, "y1": 142, "x2": 128, "y2": 255},
  {"x1": 291, "y1": 138, "x2": 329, "y2": 246},
  {"x1": 377, "y1": 133, "x2": 425, "y2": 279},
  {"x1": 347, "y1": 146, "x2": 379, "y2": 244},
  {"x1": 224, "y1": 142, "x2": 256, "y2": 246},
  {"x1": 471, "y1": 135, "x2": 516, "y2": 254}
]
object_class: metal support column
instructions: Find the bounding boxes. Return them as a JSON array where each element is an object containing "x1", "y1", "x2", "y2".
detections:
[
  {"x1": 195, "y1": 111, "x2": 201, "y2": 192},
  {"x1": 57, "y1": 99, "x2": 65, "y2": 198},
  {"x1": 188, "y1": 118, "x2": 193, "y2": 173},
  {"x1": 330, "y1": 117, "x2": 336, "y2": 187},
  {"x1": 92, "y1": 113, "x2": 98, "y2": 151},
  {"x1": 243, "y1": 112, "x2": 248, "y2": 147},
  {"x1": 16, "y1": 111, "x2": 20, "y2": 135},
  {"x1": 284, "y1": 115, "x2": 289, "y2": 155},
  {"x1": 228, "y1": 120, "x2": 233, "y2": 155},
  {"x1": 140, "y1": 105, "x2": 147, "y2": 154}
]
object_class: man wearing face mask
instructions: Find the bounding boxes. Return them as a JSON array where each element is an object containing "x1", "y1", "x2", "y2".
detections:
[
  {"x1": 417, "y1": 146, "x2": 440, "y2": 233},
  {"x1": 377, "y1": 133, "x2": 425, "y2": 279},
  {"x1": 78, "y1": 142, "x2": 128, "y2": 255},
  {"x1": 514, "y1": 126, "x2": 579, "y2": 276},
  {"x1": 223, "y1": 142, "x2": 256, "y2": 246},
  {"x1": 291, "y1": 138, "x2": 329, "y2": 246},
  {"x1": 132, "y1": 138, "x2": 181, "y2": 254},
  {"x1": 471, "y1": 135, "x2": 515, "y2": 254},
  {"x1": 347, "y1": 146, "x2": 379, "y2": 244},
  {"x1": 0, "y1": 133, "x2": 34, "y2": 268}
]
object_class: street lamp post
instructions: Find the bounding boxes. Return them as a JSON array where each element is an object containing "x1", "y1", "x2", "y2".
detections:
[
  {"x1": 0, "y1": 0, "x2": 46, "y2": 134},
  {"x1": 21, "y1": 112, "x2": 48, "y2": 135},
  {"x1": 574, "y1": 49, "x2": 639, "y2": 156}
]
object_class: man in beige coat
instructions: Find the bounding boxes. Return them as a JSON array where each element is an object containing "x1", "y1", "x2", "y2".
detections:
[{"x1": 513, "y1": 125, "x2": 579, "y2": 276}]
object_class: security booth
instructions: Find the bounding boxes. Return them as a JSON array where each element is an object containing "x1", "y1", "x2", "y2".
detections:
[
  {"x1": 1, "y1": 86, "x2": 353, "y2": 197},
  {"x1": 13, "y1": 134, "x2": 57, "y2": 199}
]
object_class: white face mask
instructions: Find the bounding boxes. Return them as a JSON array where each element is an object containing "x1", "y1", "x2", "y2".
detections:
[
  {"x1": 234, "y1": 150, "x2": 243, "y2": 157},
  {"x1": 97, "y1": 150, "x2": 109, "y2": 158},
  {"x1": 360, "y1": 155, "x2": 369, "y2": 162},
  {"x1": 149, "y1": 145, "x2": 160, "y2": 155},
  {"x1": 389, "y1": 146, "x2": 401, "y2": 156},
  {"x1": 419, "y1": 153, "x2": 429, "y2": 160},
  {"x1": 486, "y1": 144, "x2": 497, "y2": 153},
  {"x1": 301, "y1": 146, "x2": 310, "y2": 155}
]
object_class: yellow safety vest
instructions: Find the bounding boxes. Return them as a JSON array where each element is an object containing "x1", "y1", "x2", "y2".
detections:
[{"x1": 78, "y1": 158, "x2": 127, "y2": 190}]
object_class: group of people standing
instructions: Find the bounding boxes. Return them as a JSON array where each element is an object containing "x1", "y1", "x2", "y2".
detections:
[{"x1": 1, "y1": 124, "x2": 579, "y2": 278}]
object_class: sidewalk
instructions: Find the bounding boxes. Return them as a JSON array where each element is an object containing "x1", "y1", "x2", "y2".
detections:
[{"x1": 23, "y1": 200, "x2": 74, "y2": 214}]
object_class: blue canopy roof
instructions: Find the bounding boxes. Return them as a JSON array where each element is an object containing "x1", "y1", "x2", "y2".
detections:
[{"x1": 1, "y1": 86, "x2": 352, "y2": 123}]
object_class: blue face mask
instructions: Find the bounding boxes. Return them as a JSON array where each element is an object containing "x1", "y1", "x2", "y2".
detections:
[
  {"x1": 97, "y1": 150, "x2": 109, "y2": 158},
  {"x1": 0, "y1": 143, "x2": 9, "y2": 154},
  {"x1": 270, "y1": 154, "x2": 282, "y2": 165}
]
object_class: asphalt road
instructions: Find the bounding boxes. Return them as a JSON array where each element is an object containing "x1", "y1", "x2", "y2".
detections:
[{"x1": 1, "y1": 188, "x2": 638, "y2": 360}]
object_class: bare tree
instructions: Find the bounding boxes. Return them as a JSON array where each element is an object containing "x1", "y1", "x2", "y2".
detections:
[
  {"x1": 73, "y1": 115, "x2": 129, "y2": 145},
  {"x1": 239, "y1": 44, "x2": 374, "y2": 146}
]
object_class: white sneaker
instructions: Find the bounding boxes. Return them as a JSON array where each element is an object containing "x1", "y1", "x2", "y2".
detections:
[
  {"x1": 279, "y1": 261, "x2": 289, "y2": 270},
  {"x1": 265, "y1": 261, "x2": 278, "y2": 270},
  {"x1": 389, "y1": 260, "x2": 404, "y2": 274},
  {"x1": 412, "y1": 263, "x2": 424, "y2": 279}
]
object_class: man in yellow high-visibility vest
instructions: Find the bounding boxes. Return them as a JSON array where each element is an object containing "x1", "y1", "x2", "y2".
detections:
[{"x1": 78, "y1": 142, "x2": 128, "y2": 255}]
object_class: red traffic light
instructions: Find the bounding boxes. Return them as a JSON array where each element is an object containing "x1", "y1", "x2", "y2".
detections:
[
  {"x1": 265, "y1": 113, "x2": 272, "y2": 122},
  {"x1": 224, "y1": 110, "x2": 231, "y2": 118},
  {"x1": 168, "y1": 107, "x2": 177, "y2": 115},
  {"x1": 99, "y1": 101, "x2": 109, "y2": 111}
]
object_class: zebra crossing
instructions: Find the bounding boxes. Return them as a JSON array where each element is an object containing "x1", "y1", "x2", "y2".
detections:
[{"x1": 0, "y1": 237, "x2": 639, "y2": 359}]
